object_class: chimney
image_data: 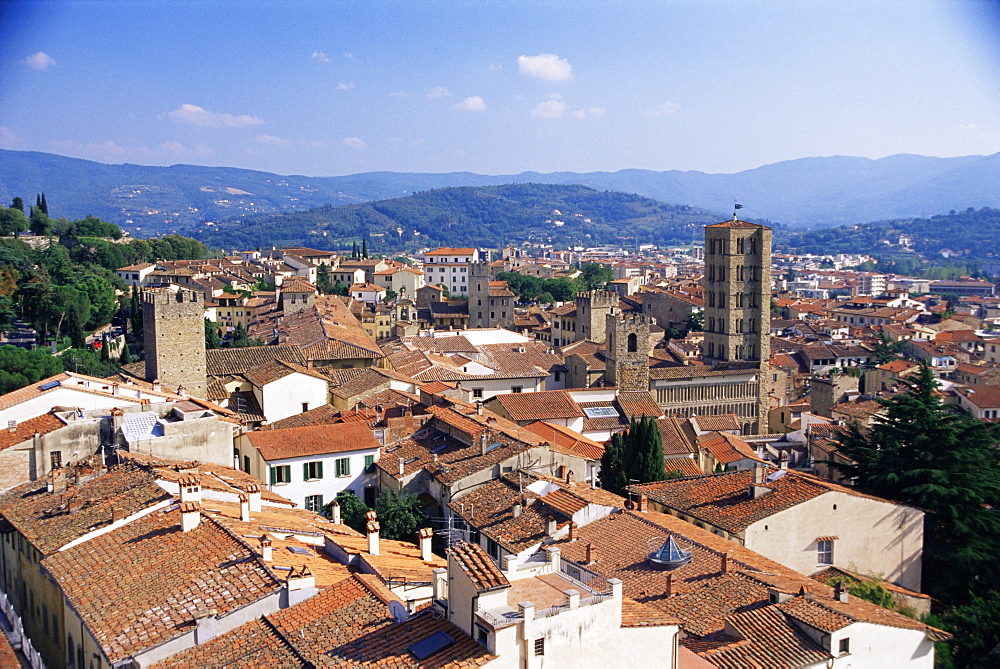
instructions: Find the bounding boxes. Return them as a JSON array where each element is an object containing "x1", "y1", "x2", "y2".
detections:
[
  {"x1": 721, "y1": 551, "x2": 731, "y2": 575},
  {"x1": 585, "y1": 542, "x2": 596, "y2": 565},
  {"x1": 193, "y1": 609, "x2": 218, "y2": 645},
  {"x1": 638, "y1": 493, "x2": 649, "y2": 513},
  {"x1": 568, "y1": 521, "x2": 578, "y2": 541},
  {"x1": 753, "y1": 465, "x2": 765, "y2": 485},
  {"x1": 398, "y1": 457, "x2": 405, "y2": 476},
  {"x1": 512, "y1": 502, "x2": 522, "y2": 518},
  {"x1": 664, "y1": 572, "x2": 674, "y2": 597},
  {"x1": 51, "y1": 468, "x2": 67, "y2": 494},
  {"x1": 239, "y1": 493, "x2": 251, "y2": 522},
  {"x1": 366, "y1": 510, "x2": 380, "y2": 556},
  {"x1": 286, "y1": 566, "x2": 316, "y2": 607},
  {"x1": 565, "y1": 589, "x2": 580, "y2": 609},
  {"x1": 480, "y1": 432, "x2": 488, "y2": 456},
  {"x1": 834, "y1": 581, "x2": 850, "y2": 603},
  {"x1": 419, "y1": 526, "x2": 434, "y2": 562},
  {"x1": 180, "y1": 501, "x2": 200, "y2": 532},
  {"x1": 545, "y1": 517, "x2": 557, "y2": 536},
  {"x1": 178, "y1": 474, "x2": 201, "y2": 504},
  {"x1": 330, "y1": 499, "x2": 342, "y2": 525},
  {"x1": 245, "y1": 483, "x2": 262, "y2": 512},
  {"x1": 432, "y1": 567, "x2": 448, "y2": 601},
  {"x1": 259, "y1": 536, "x2": 273, "y2": 562},
  {"x1": 779, "y1": 451, "x2": 789, "y2": 470},
  {"x1": 152, "y1": 379, "x2": 161, "y2": 392},
  {"x1": 7, "y1": 420, "x2": 16, "y2": 434},
  {"x1": 476, "y1": 402, "x2": 484, "y2": 416},
  {"x1": 111, "y1": 506, "x2": 124, "y2": 523},
  {"x1": 111, "y1": 383, "x2": 119, "y2": 396},
  {"x1": 177, "y1": 384, "x2": 187, "y2": 397}
]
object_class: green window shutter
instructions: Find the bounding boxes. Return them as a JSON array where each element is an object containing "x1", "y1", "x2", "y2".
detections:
[
  {"x1": 283, "y1": 465, "x2": 291, "y2": 482},
  {"x1": 270, "y1": 466, "x2": 276, "y2": 485},
  {"x1": 365, "y1": 455, "x2": 374, "y2": 471},
  {"x1": 317, "y1": 461, "x2": 323, "y2": 479},
  {"x1": 316, "y1": 495, "x2": 323, "y2": 510},
  {"x1": 304, "y1": 463, "x2": 310, "y2": 480},
  {"x1": 343, "y1": 458, "x2": 350, "y2": 477}
]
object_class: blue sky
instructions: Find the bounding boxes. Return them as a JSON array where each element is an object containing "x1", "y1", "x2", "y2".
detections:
[{"x1": 1, "y1": 0, "x2": 999, "y2": 176}]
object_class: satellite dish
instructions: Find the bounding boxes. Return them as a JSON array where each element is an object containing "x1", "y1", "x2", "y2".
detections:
[{"x1": 389, "y1": 600, "x2": 409, "y2": 624}]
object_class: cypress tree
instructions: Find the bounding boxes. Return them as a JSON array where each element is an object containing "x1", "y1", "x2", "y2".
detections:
[
  {"x1": 40, "y1": 193, "x2": 48, "y2": 215},
  {"x1": 11, "y1": 197, "x2": 23, "y2": 213},
  {"x1": 600, "y1": 431, "x2": 629, "y2": 495},
  {"x1": 119, "y1": 342, "x2": 132, "y2": 364},
  {"x1": 351, "y1": 241, "x2": 358, "y2": 259},
  {"x1": 362, "y1": 238, "x2": 368, "y2": 259}
]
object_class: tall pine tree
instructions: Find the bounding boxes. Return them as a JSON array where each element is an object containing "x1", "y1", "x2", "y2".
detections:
[
  {"x1": 39, "y1": 192, "x2": 48, "y2": 215},
  {"x1": 833, "y1": 364, "x2": 1000, "y2": 603}
]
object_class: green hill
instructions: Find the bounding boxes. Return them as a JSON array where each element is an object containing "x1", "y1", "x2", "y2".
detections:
[{"x1": 191, "y1": 183, "x2": 728, "y2": 252}]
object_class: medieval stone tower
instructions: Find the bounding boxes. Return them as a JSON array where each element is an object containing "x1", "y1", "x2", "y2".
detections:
[
  {"x1": 576, "y1": 290, "x2": 618, "y2": 343},
  {"x1": 702, "y1": 219, "x2": 772, "y2": 367},
  {"x1": 468, "y1": 261, "x2": 492, "y2": 328},
  {"x1": 603, "y1": 312, "x2": 651, "y2": 392},
  {"x1": 143, "y1": 287, "x2": 207, "y2": 397},
  {"x1": 702, "y1": 218, "x2": 772, "y2": 431}
]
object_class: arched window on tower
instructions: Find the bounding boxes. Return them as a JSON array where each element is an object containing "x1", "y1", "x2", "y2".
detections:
[{"x1": 627, "y1": 333, "x2": 638, "y2": 352}]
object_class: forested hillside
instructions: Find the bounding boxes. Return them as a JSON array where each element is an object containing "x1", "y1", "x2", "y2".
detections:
[
  {"x1": 192, "y1": 183, "x2": 726, "y2": 252},
  {"x1": 777, "y1": 207, "x2": 1000, "y2": 274}
]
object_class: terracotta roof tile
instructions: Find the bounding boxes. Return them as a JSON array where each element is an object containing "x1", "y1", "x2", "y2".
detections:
[
  {"x1": 449, "y1": 541, "x2": 510, "y2": 591},
  {"x1": 493, "y1": 390, "x2": 585, "y2": 421},
  {"x1": 0, "y1": 412, "x2": 65, "y2": 450},
  {"x1": 246, "y1": 422, "x2": 381, "y2": 460},
  {"x1": 44, "y1": 509, "x2": 282, "y2": 663},
  {"x1": 206, "y1": 345, "x2": 307, "y2": 377}
]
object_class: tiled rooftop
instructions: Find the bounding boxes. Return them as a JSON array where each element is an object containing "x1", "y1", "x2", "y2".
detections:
[
  {"x1": 449, "y1": 541, "x2": 509, "y2": 591},
  {"x1": 246, "y1": 421, "x2": 381, "y2": 461},
  {"x1": 44, "y1": 509, "x2": 282, "y2": 664}
]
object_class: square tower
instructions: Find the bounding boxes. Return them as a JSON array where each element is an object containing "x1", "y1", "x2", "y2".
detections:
[
  {"x1": 702, "y1": 219, "x2": 772, "y2": 368},
  {"x1": 603, "y1": 312, "x2": 651, "y2": 392},
  {"x1": 576, "y1": 289, "x2": 618, "y2": 343},
  {"x1": 143, "y1": 287, "x2": 207, "y2": 397}
]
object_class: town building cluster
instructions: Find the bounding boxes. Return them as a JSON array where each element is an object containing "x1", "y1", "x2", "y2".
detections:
[{"x1": 5, "y1": 216, "x2": 989, "y2": 666}]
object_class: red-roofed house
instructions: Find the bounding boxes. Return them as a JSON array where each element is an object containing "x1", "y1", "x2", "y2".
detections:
[{"x1": 237, "y1": 422, "x2": 383, "y2": 511}]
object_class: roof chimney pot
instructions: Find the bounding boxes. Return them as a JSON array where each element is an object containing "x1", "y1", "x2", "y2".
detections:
[{"x1": 180, "y1": 501, "x2": 200, "y2": 532}]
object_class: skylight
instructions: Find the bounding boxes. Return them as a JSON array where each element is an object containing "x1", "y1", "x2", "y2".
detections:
[
  {"x1": 766, "y1": 470, "x2": 788, "y2": 483},
  {"x1": 407, "y1": 631, "x2": 455, "y2": 660},
  {"x1": 287, "y1": 546, "x2": 311, "y2": 555},
  {"x1": 485, "y1": 442, "x2": 502, "y2": 453},
  {"x1": 583, "y1": 406, "x2": 618, "y2": 418}
]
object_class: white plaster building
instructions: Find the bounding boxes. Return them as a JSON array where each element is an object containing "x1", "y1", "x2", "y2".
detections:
[
  {"x1": 420, "y1": 247, "x2": 479, "y2": 296},
  {"x1": 237, "y1": 422, "x2": 382, "y2": 511}
]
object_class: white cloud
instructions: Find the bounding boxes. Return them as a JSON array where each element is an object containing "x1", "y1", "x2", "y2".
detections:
[
  {"x1": 166, "y1": 104, "x2": 264, "y2": 128},
  {"x1": 490, "y1": 64, "x2": 503, "y2": 71},
  {"x1": 311, "y1": 50, "x2": 330, "y2": 62},
  {"x1": 343, "y1": 52, "x2": 353, "y2": 59},
  {"x1": 0, "y1": 126, "x2": 20, "y2": 148},
  {"x1": 337, "y1": 81, "x2": 355, "y2": 91},
  {"x1": 252, "y1": 134, "x2": 292, "y2": 147},
  {"x1": 454, "y1": 96, "x2": 487, "y2": 112},
  {"x1": 532, "y1": 94, "x2": 566, "y2": 119},
  {"x1": 518, "y1": 53, "x2": 572, "y2": 81},
  {"x1": 343, "y1": 137, "x2": 366, "y2": 149},
  {"x1": 645, "y1": 101, "x2": 681, "y2": 117},
  {"x1": 389, "y1": 90, "x2": 409, "y2": 97},
  {"x1": 24, "y1": 52, "x2": 56, "y2": 70},
  {"x1": 572, "y1": 107, "x2": 606, "y2": 119},
  {"x1": 426, "y1": 86, "x2": 451, "y2": 99}
]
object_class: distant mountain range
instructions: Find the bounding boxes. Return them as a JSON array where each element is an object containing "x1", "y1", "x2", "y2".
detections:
[{"x1": 1, "y1": 149, "x2": 998, "y2": 235}]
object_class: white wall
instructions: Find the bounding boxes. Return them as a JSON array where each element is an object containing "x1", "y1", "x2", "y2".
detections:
[
  {"x1": 257, "y1": 373, "x2": 329, "y2": 423},
  {"x1": 744, "y1": 490, "x2": 924, "y2": 591},
  {"x1": 258, "y1": 448, "x2": 380, "y2": 509},
  {"x1": 830, "y1": 622, "x2": 935, "y2": 669}
]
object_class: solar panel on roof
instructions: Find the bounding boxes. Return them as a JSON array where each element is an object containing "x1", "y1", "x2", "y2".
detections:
[
  {"x1": 485, "y1": 442, "x2": 502, "y2": 453},
  {"x1": 287, "y1": 546, "x2": 311, "y2": 555},
  {"x1": 583, "y1": 406, "x2": 618, "y2": 418},
  {"x1": 39, "y1": 380, "x2": 61, "y2": 391},
  {"x1": 766, "y1": 469, "x2": 788, "y2": 483},
  {"x1": 406, "y1": 631, "x2": 455, "y2": 660},
  {"x1": 430, "y1": 443, "x2": 450, "y2": 454}
]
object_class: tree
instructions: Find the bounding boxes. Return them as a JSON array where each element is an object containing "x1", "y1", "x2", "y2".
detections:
[
  {"x1": 39, "y1": 192, "x2": 48, "y2": 215},
  {"x1": 60, "y1": 348, "x2": 120, "y2": 378},
  {"x1": 361, "y1": 238, "x2": 368, "y2": 259},
  {"x1": 316, "y1": 264, "x2": 333, "y2": 294},
  {"x1": 580, "y1": 262, "x2": 614, "y2": 290},
  {"x1": 29, "y1": 207, "x2": 54, "y2": 236},
  {"x1": 383, "y1": 288, "x2": 397, "y2": 303},
  {"x1": 686, "y1": 311, "x2": 704, "y2": 332},
  {"x1": 0, "y1": 207, "x2": 28, "y2": 237},
  {"x1": 130, "y1": 286, "x2": 143, "y2": 338},
  {"x1": 823, "y1": 576, "x2": 895, "y2": 610},
  {"x1": 11, "y1": 197, "x2": 24, "y2": 214},
  {"x1": 119, "y1": 342, "x2": 133, "y2": 365},
  {"x1": 351, "y1": 241, "x2": 358, "y2": 259},
  {"x1": 0, "y1": 345, "x2": 63, "y2": 394},
  {"x1": 869, "y1": 333, "x2": 906, "y2": 366},
  {"x1": 204, "y1": 318, "x2": 222, "y2": 349},
  {"x1": 832, "y1": 365, "x2": 1000, "y2": 604},
  {"x1": 601, "y1": 416, "x2": 667, "y2": 495},
  {"x1": 936, "y1": 589, "x2": 1000, "y2": 669},
  {"x1": 375, "y1": 488, "x2": 430, "y2": 541},
  {"x1": 228, "y1": 322, "x2": 263, "y2": 348},
  {"x1": 332, "y1": 491, "x2": 370, "y2": 532}
]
